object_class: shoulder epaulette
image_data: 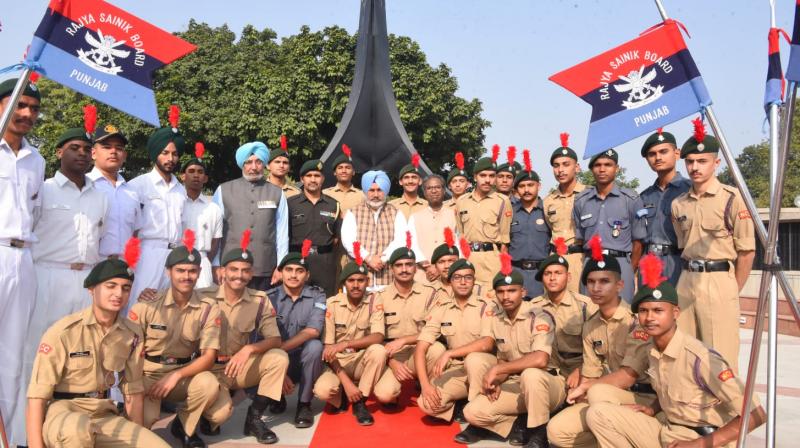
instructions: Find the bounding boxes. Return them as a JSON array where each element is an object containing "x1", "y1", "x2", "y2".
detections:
[{"x1": 619, "y1": 187, "x2": 639, "y2": 199}]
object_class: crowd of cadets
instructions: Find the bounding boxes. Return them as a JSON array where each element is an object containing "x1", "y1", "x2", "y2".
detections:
[{"x1": 0, "y1": 77, "x2": 765, "y2": 448}]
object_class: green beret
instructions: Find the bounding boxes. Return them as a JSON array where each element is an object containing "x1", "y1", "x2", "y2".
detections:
[
  {"x1": 278, "y1": 252, "x2": 308, "y2": 269},
  {"x1": 492, "y1": 269, "x2": 524, "y2": 289},
  {"x1": 497, "y1": 162, "x2": 522, "y2": 175},
  {"x1": 83, "y1": 259, "x2": 134, "y2": 288},
  {"x1": 332, "y1": 154, "x2": 354, "y2": 170},
  {"x1": 640, "y1": 130, "x2": 676, "y2": 156},
  {"x1": 165, "y1": 246, "x2": 202, "y2": 268},
  {"x1": 388, "y1": 247, "x2": 415, "y2": 265},
  {"x1": 300, "y1": 159, "x2": 324, "y2": 177},
  {"x1": 550, "y1": 146, "x2": 578, "y2": 165},
  {"x1": 55, "y1": 128, "x2": 92, "y2": 148},
  {"x1": 431, "y1": 243, "x2": 459, "y2": 263},
  {"x1": 447, "y1": 258, "x2": 475, "y2": 280},
  {"x1": 269, "y1": 148, "x2": 290, "y2": 163},
  {"x1": 398, "y1": 164, "x2": 421, "y2": 179},
  {"x1": 181, "y1": 157, "x2": 206, "y2": 173},
  {"x1": 588, "y1": 148, "x2": 618, "y2": 169},
  {"x1": 534, "y1": 254, "x2": 569, "y2": 282},
  {"x1": 220, "y1": 247, "x2": 254, "y2": 266},
  {"x1": 472, "y1": 157, "x2": 497, "y2": 175},
  {"x1": 0, "y1": 78, "x2": 41, "y2": 101},
  {"x1": 339, "y1": 261, "x2": 368, "y2": 285},
  {"x1": 147, "y1": 127, "x2": 185, "y2": 162},
  {"x1": 513, "y1": 170, "x2": 540, "y2": 188},
  {"x1": 447, "y1": 168, "x2": 469, "y2": 183},
  {"x1": 680, "y1": 134, "x2": 719, "y2": 158},
  {"x1": 631, "y1": 281, "x2": 679, "y2": 313},
  {"x1": 580, "y1": 254, "x2": 622, "y2": 285}
]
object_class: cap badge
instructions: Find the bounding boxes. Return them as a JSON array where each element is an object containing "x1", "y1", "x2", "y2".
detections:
[
  {"x1": 558, "y1": 257, "x2": 564, "y2": 263},
  {"x1": 598, "y1": 261, "x2": 606, "y2": 268},
  {"x1": 105, "y1": 124, "x2": 119, "y2": 133},
  {"x1": 697, "y1": 143, "x2": 705, "y2": 151},
  {"x1": 187, "y1": 253, "x2": 195, "y2": 262},
  {"x1": 606, "y1": 149, "x2": 614, "y2": 156},
  {"x1": 505, "y1": 276, "x2": 512, "y2": 284},
  {"x1": 242, "y1": 252, "x2": 248, "y2": 259},
  {"x1": 657, "y1": 134, "x2": 664, "y2": 142},
  {"x1": 561, "y1": 149, "x2": 568, "y2": 155},
  {"x1": 653, "y1": 289, "x2": 663, "y2": 299}
]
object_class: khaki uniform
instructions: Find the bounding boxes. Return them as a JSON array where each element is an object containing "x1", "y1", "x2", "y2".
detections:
[
  {"x1": 388, "y1": 196, "x2": 428, "y2": 222},
  {"x1": 529, "y1": 291, "x2": 597, "y2": 376},
  {"x1": 547, "y1": 302, "x2": 652, "y2": 448},
  {"x1": 463, "y1": 302, "x2": 564, "y2": 437},
  {"x1": 373, "y1": 283, "x2": 443, "y2": 402},
  {"x1": 130, "y1": 290, "x2": 230, "y2": 435},
  {"x1": 323, "y1": 184, "x2": 364, "y2": 271},
  {"x1": 455, "y1": 191, "x2": 513, "y2": 286},
  {"x1": 280, "y1": 182, "x2": 301, "y2": 199},
  {"x1": 586, "y1": 329, "x2": 759, "y2": 448},
  {"x1": 543, "y1": 182, "x2": 586, "y2": 293},
  {"x1": 198, "y1": 286, "x2": 289, "y2": 417},
  {"x1": 313, "y1": 292, "x2": 387, "y2": 406},
  {"x1": 27, "y1": 308, "x2": 169, "y2": 448},
  {"x1": 416, "y1": 293, "x2": 494, "y2": 420},
  {"x1": 671, "y1": 178, "x2": 755, "y2": 373}
]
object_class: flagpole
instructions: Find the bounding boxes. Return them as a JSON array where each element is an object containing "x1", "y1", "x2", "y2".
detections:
[{"x1": 0, "y1": 67, "x2": 32, "y2": 141}]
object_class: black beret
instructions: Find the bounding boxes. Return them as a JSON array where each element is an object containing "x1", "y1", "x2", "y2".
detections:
[
  {"x1": 220, "y1": 247, "x2": 254, "y2": 266},
  {"x1": 534, "y1": 254, "x2": 570, "y2": 282},
  {"x1": 632, "y1": 281, "x2": 679, "y2": 313},
  {"x1": 339, "y1": 261, "x2": 368, "y2": 285},
  {"x1": 580, "y1": 254, "x2": 621, "y2": 285},
  {"x1": 83, "y1": 259, "x2": 134, "y2": 288},
  {"x1": 388, "y1": 247, "x2": 415, "y2": 265},
  {"x1": 588, "y1": 148, "x2": 619, "y2": 169},
  {"x1": 278, "y1": 252, "x2": 308, "y2": 269},
  {"x1": 165, "y1": 246, "x2": 202, "y2": 268},
  {"x1": 431, "y1": 243, "x2": 459, "y2": 263},
  {"x1": 472, "y1": 157, "x2": 497, "y2": 175},
  {"x1": 492, "y1": 269, "x2": 524, "y2": 289},
  {"x1": 300, "y1": 159, "x2": 324, "y2": 176},
  {"x1": 55, "y1": 127, "x2": 92, "y2": 148},
  {"x1": 0, "y1": 78, "x2": 41, "y2": 101},
  {"x1": 513, "y1": 170, "x2": 540, "y2": 188},
  {"x1": 447, "y1": 258, "x2": 475, "y2": 281},
  {"x1": 640, "y1": 130, "x2": 676, "y2": 156},
  {"x1": 550, "y1": 146, "x2": 578, "y2": 165}
]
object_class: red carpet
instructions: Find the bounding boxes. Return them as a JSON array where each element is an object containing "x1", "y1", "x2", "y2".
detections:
[{"x1": 309, "y1": 382, "x2": 463, "y2": 448}]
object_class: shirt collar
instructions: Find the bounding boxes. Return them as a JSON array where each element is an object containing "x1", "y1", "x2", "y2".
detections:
[
  {"x1": 603, "y1": 301, "x2": 631, "y2": 323},
  {"x1": 88, "y1": 167, "x2": 126, "y2": 185},
  {"x1": 501, "y1": 301, "x2": 533, "y2": 324},
  {"x1": 81, "y1": 307, "x2": 124, "y2": 331},
  {"x1": 553, "y1": 181, "x2": 586, "y2": 199},
  {"x1": 512, "y1": 197, "x2": 543, "y2": 212},
  {"x1": 187, "y1": 194, "x2": 209, "y2": 204},
  {"x1": 164, "y1": 289, "x2": 203, "y2": 308},
  {"x1": 54, "y1": 170, "x2": 94, "y2": 190},
  {"x1": 148, "y1": 168, "x2": 176, "y2": 187},
  {"x1": 651, "y1": 328, "x2": 686, "y2": 360},
  {"x1": 0, "y1": 137, "x2": 36, "y2": 159}
]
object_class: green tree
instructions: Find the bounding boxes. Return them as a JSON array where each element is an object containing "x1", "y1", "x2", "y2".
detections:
[
  {"x1": 29, "y1": 22, "x2": 490, "y2": 187},
  {"x1": 577, "y1": 167, "x2": 640, "y2": 190},
  {"x1": 719, "y1": 141, "x2": 800, "y2": 207}
]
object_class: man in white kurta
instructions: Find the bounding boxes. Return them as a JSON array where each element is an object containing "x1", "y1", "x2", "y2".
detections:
[
  {"x1": 0, "y1": 78, "x2": 45, "y2": 446},
  {"x1": 181, "y1": 155, "x2": 222, "y2": 287}
]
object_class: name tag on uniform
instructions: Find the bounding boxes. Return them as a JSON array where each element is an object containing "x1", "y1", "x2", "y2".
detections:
[
  {"x1": 496, "y1": 338, "x2": 505, "y2": 344},
  {"x1": 148, "y1": 194, "x2": 161, "y2": 200},
  {"x1": 69, "y1": 351, "x2": 91, "y2": 358},
  {"x1": 636, "y1": 208, "x2": 648, "y2": 218},
  {"x1": 547, "y1": 207, "x2": 556, "y2": 216},
  {"x1": 644, "y1": 203, "x2": 655, "y2": 209},
  {"x1": 676, "y1": 215, "x2": 687, "y2": 222},
  {"x1": 459, "y1": 211, "x2": 468, "y2": 216},
  {"x1": 50, "y1": 204, "x2": 71, "y2": 210},
  {"x1": 314, "y1": 302, "x2": 327, "y2": 310},
  {"x1": 441, "y1": 322, "x2": 453, "y2": 327},
  {"x1": 258, "y1": 200, "x2": 277, "y2": 209},
  {"x1": 334, "y1": 323, "x2": 346, "y2": 328},
  {"x1": 149, "y1": 324, "x2": 167, "y2": 331},
  {"x1": 293, "y1": 213, "x2": 305, "y2": 220},
  {"x1": 592, "y1": 340, "x2": 603, "y2": 348},
  {"x1": 320, "y1": 211, "x2": 336, "y2": 218},
  {"x1": 580, "y1": 214, "x2": 593, "y2": 221},
  {"x1": 385, "y1": 312, "x2": 397, "y2": 317},
  {"x1": 511, "y1": 220, "x2": 519, "y2": 226}
]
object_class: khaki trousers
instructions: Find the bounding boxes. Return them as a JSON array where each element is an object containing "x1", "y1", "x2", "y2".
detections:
[
  {"x1": 43, "y1": 399, "x2": 170, "y2": 448},
  {"x1": 313, "y1": 344, "x2": 387, "y2": 407},
  {"x1": 143, "y1": 369, "x2": 231, "y2": 436},
  {"x1": 374, "y1": 342, "x2": 446, "y2": 403},
  {"x1": 565, "y1": 253, "x2": 584, "y2": 293},
  {"x1": 586, "y1": 402, "x2": 713, "y2": 448},
  {"x1": 470, "y1": 250, "x2": 501, "y2": 288},
  {"x1": 417, "y1": 352, "x2": 494, "y2": 421}
]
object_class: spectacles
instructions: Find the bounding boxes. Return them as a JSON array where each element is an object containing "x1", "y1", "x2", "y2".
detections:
[
  {"x1": 450, "y1": 274, "x2": 475, "y2": 282},
  {"x1": 424, "y1": 185, "x2": 444, "y2": 191}
]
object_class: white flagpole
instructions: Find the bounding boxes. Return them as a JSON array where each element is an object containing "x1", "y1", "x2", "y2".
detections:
[{"x1": 0, "y1": 67, "x2": 33, "y2": 140}]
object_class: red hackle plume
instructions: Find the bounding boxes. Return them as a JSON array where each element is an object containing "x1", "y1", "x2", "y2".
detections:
[
  {"x1": 560, "y1": 132, "x2": 569, "y2": 148},
  {"x1": 194, "y1": 142, "x2": 205, "y2": 159},
  {"x1": 123, "y1": 237, "x2": 141, "y2": 270},
  {"x1": 500, "y1": 252, "x2": 513, "y2": 276},
  {"x1": 657, "y1": 127, "x2": 664, "y2": 136},
  {"x1": 353, "y1": 241, "x2": 363, "y2": 266},
  {"x1": 588, "y1": 234, "x2": 603, "y2": 262},
  {"x1": 406, "y1": 231, "x2": 412, "y2": 250},
  {"x1": 301, "y1": 239, "x2": 312, "y2": 259},
  {"x1": 168, "y1": 105, "x2": 180, "y2": 130},
  {"x1": 240, "y1": 229, "x2": 252, "y2": 251},
  {"x1": 342, "y1": 143, "x2": 352, "y2": 158},
  {"x1": 507, "y1": 146, "x2": 517, "y2": 165},
  {"x1": 554, "y1": 237, "x2": 567, "y2": 256},
  {"x1": 491, "y1": 144, "x2": 500, "y2": 162},
  {"x1": 444, "y1": 227, "x2": 455, "y2": 248},
  {"x1": 183, "y1": 229, "x2": 196, "y2": 253},
  {"x1": 459, "y1": 237, "x2": 471, "y2": 259},
  {"x1": 454, "y1": 152, "x2": 465, "y2": 170},
  {"x1": 692, "y1": 117, "x2": 706, "y2": 143},
  {"x1": 280, "y1": 134, "x2": 288, "y2": 151},
  {"x1": 411, "y1": 153, "x2": 420, "y2": 168},
  {"x1": 523, "y1": 149, "x2": 532, "y2": 173},
  {"x1": 29, "y1": 72, "x2": 40, "y2": 84},
  {"x1": 83, "y1": 104, "x2": 97, "y2": 136},
  {"x1": 640, "y1": 254, "x2": 667, "y2": 289}
]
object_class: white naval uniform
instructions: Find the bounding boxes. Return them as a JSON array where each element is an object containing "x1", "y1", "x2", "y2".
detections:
[
  {"x1": 88, "y1": 167, "x2": 140, "y2": 258},
  {"x1": 0, "y1": 137, "x2": 45, "y2": 446},
  {"x1": 182, "y1": 193, "x2": 222, "y2": 287},
  {"x1": 128, "y1": 168, "x2": 186, "y2": 306}
]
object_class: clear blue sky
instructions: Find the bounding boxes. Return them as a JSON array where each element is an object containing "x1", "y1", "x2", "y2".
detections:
[{"x1": 1, "y1": 0, "x2": 793, "y2": 192}]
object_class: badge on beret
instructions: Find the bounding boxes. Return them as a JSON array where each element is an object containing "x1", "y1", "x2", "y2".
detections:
[
  {"x1": 697, "y1": 143, "x2": 705, "y2": 151},
  {"x1": 242, "y1": 252, "x2": 249, "y2": 259},
  {"x1": 558, "y1": 257, "x2": 564, "y2": 263},
  {"x1": 359, "y1": 266, "x2": 366, "y2": 273},
  {"x1": 317, "y1": 162, "x2": 322, "y2": 170},
  {"x1": 606, "y1": 149, "x2": 614, "y2": 156},
  {"x1": 187, "y1": 253, "x2": 195, "y2": 262},
  {"x1": 653, "y1": 289, "x2": 662, "y2": 299},
  {"x1": 561, "y1": 149, "x2": 568, "y2": 155},
  {"x1": 505, "y1": 276, "x2": 512, "y2": 284},
  {"x1": 657, "y1": 134, "x2": 664, "y2": 142},
  {"x1": 598, "y1": 261, "x2": 606, "y2": 268}
]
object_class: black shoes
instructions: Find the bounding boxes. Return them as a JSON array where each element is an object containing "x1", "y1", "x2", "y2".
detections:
[
  {"x1": 170, "y1": 416, "x2": 207, "y2": 448},
  {"x1": 524, "y1": 424, "x2": 550, "y2": 448},
  {"x1": 453, "y1": 399, "x2": 468, "y2": 423},
  {"x1": 509, "y1": 414, "x2": 529, "y2": 446},
  {"x1": 244, "y1": 404, "x2": 279, "y2": 444},
  {"x1": 454, "y1": 425, "x2": 496, "y2": 444},
  {"x1": 198, "y1": 416, "x2": 220, "y2": 436},
  {"x1": 269, "y1": 396, "x2": 287, "y2": 414},
  {"x1": 295, "y1": 401, "x2": 314, "y2": 428},
  {"x1": 330, "y1": 389, "x2": 349, "y2": 414},
  {"x1": 352, "y1": 399, "x2": 374, "y2": 426}
]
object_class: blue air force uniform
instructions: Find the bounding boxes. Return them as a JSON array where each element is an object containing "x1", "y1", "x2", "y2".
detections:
[{"x1": 508, "y1": 198, "x2": 551, "y2": 297}]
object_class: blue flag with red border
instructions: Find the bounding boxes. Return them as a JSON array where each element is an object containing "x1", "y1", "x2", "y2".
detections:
[
  {"x1": 786, "y1": 0, "x2": 800, "y2": 82},
  {"x1": 548, "y1": 20, "x2": 711, "y2": 159},
  {"x1": 25, "y1": 0, "x2": 196, "y2": 126},
  {"x1": 765, "y1": 28, "x2": 789, "y2": 110}
]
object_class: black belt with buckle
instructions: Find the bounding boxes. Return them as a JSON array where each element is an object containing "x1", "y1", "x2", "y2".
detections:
[
  {"x1": 584, "y1": 249, "x2": 630, "y2": 257},
  {"x1": 629, "y1": 382, "x2": 656, "y2": 395},
  {"x1": 547, "y1": 368, "x2": 560, "y2": 377},
  {"x1": 567, "y1": 244, "x2": 583, "y2": 254},
  {"x1": 682, "y1": 259, "x2": 731, "y2": 273},
  {"x1": 53, "y1": 390, "x2": 109, "y2": 400},
  {"x1": 512, "y1": 259, "x2": 542, "y2": 270},
  {"x1": 669, "y1": 421, "x2": 718, "y2": 437},
  {"x1": 145, "y1": 354, "x2": 194, "y2": 365},
  {"x1": 9, "y1": 238, "x2": 27, "y2": 249},
  {"x1": 558, "y1": 351, "x2": 582, "y2": 360},
  {"x1": 470, "y1": 242, "x2": 501, "y2": 252},
  {"x1": 646, "y1": 243, "x2": 682, "y2": 256},
  {"x1": 289, "y1": 243, "x2": 334, "y2": 254}
]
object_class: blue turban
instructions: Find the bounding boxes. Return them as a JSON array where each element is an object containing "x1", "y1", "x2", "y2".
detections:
[
  {"x1": 235, "y1": 141, "x2": 269, "y2": 168},
  {"x1": 361, "y1": 170, "x2": 391, "y2": 195}
]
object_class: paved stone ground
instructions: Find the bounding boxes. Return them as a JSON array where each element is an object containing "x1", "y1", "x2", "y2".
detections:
[{"x1": 151, "y1": 329, "x2": 800, "y2": 447}]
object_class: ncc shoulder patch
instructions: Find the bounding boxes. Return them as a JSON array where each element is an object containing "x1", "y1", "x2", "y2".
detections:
[
  {"x1": 214, "y1": 317, "x2": 221, "y2": 327},
  {"x1": 738, "y1": 210, "x2": 751, "y2": 220},
  {"x1": 375, "y1": 304, "x2": 384, "y2": 311},
  {"x1": 38, "y1": 343, "x2": 52, "y2": 354},
  {"x1": 325, "y1": 310, "x2": 332, "y2": 318},
  {"x1": 718, "y1": 369, "x2": 735, "y2": 382},
  {"x1": 128, "y1": 310, "x2": 138, "y2": 322},
  {"x1": 505, "y1": 210, "x2": 512, "y2": 217},
  {"x1": 632, "y1": 330, "x2": 650, "y2": 341},
  {"x1": 536, "y1": 324, "x2": 550, "y2": 332},
  {"x1": 484, "y1": 309, "x2": 495, "y2": 317}
]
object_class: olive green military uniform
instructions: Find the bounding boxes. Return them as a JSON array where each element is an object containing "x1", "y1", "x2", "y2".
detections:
[
  {"x1": 28, "y1": 308, "x2": 169, "y2": 448},
  {"x1": 313, "y1": 292, "x2": 387, "y2": 407},
  {"x1": 455, "y1": 191, "x2": 513, "y2": 286},
  {"x1": 529, "y1": 291, "x2": 598, "y2": 376},
  {"x1": 462, "y1": 302, "x2": 562, "y2": 437},
  {"x1": 130, "y1": 290, "x2": 231, "y2": 435},
  {"x1": 543, "y1": 182, "x2": 587, "y2": 293}
]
